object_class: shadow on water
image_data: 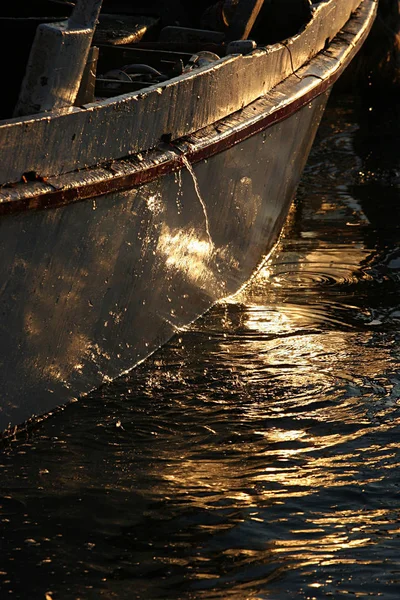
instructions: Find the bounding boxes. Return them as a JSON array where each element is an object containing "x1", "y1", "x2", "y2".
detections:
[{"x1": 1, "y1": 92, "x2": 400, "y2": 600}]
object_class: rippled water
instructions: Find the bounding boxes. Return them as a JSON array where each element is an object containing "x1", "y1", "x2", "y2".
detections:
[{"x1": 1, "y1": 93, "x2": 400, "y2": 600}]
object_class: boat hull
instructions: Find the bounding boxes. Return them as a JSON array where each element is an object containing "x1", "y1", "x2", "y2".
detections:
[
  {"x1": 0, "y1": 0, "x2": 377, "y2": 434},
  {"x1": 0, "y1": 91, "x2": 329, "y2": 433}
]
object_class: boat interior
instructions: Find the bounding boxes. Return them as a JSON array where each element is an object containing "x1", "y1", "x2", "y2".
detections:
[{"x1": 0, "y1": 0, "x2": 325, "y2": 120}]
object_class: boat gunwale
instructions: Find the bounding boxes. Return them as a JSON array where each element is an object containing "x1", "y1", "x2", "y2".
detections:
[
  {"x1": 0, "y1": 0, "x2": 371, "y2": 186},
  {"x1": 0, "y1": 0, "x2": 377, "y2": 216},
  {"x1": 0, "y1": 0, "x2": 356, "y2": 127}
]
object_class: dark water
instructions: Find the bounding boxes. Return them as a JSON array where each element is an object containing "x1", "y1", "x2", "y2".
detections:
[{"x1": 1, "y1": 93, "x2": 400, "y2": 600}]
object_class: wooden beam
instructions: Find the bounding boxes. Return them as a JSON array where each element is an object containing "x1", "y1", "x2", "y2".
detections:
[{"x1": 226, "y1": 0, "x2": 265, "y2": 41}]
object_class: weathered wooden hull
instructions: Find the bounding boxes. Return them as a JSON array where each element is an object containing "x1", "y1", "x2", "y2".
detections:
[{"x1": 0, "y1": 0, "x2": 377, "y2": 434}]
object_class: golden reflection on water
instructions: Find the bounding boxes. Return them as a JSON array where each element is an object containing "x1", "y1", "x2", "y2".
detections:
[{"x1": 138, "y1": 183, "x2": 400, "y2": 584}]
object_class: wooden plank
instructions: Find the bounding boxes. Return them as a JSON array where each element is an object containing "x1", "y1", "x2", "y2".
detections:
[{"x1": 14, "y1": 0, "x2": 103, "y2": 117}]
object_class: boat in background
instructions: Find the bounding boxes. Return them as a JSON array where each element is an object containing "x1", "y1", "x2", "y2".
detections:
[{"x1": 0, "y1": 0, "x2": 377, "y2": 436}]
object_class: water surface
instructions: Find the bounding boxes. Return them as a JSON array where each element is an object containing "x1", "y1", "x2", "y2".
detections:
[{"x1": 1, "y1": 93, "x2": 400, "y2": 600}]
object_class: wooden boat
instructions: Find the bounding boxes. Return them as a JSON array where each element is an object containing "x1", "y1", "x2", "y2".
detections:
[{"x1": 0, "y1": 0, "x2": 376, "y2": 436}]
